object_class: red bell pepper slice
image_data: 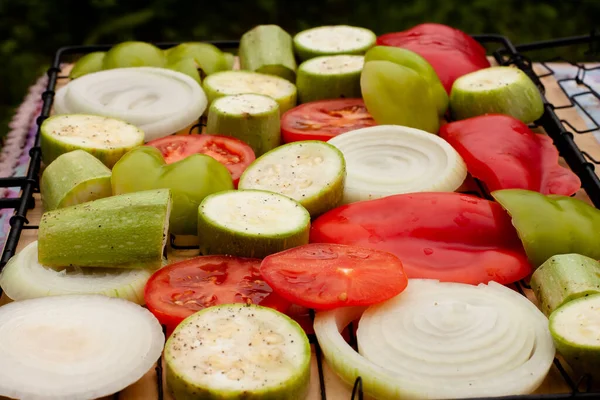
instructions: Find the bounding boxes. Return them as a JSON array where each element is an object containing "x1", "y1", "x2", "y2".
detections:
[
  {"x1": 310, "y1": 192, "x2": 531, "y2": 285},
  {"x1": 377, "y1": 23, "x2": 490, "y2": 93},
  {"x1": 440, "y1": 114, "x2": 581, "y2": 196}
]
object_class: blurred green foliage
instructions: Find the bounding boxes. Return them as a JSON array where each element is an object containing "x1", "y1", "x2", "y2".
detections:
[{"x1": 0, "y1": 0, "x2": 598, "y2": 140}]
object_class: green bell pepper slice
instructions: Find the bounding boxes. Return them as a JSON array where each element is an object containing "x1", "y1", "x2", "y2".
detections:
[{"x1": 492, "y1": 189, "x2": 600, "y2": 268}]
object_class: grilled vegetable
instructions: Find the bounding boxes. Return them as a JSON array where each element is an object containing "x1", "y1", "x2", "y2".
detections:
[
  {"x1": 165, "y1": 304, "x2": 311, "y2": 400},
  {"x1": 38, "y1": 189, "x2": 171, "y2": 269},
  {"x1": 197, "y1": 189, "x2": 310, "y2": 258}
]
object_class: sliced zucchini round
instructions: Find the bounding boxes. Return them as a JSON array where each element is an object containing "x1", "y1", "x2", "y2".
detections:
[
  {"x1": 0, "y1": 241, "x2": 151, "y2": 304},
  {"x1": 197, "y1": 189, "x2": 310, "y2": 258},
  {"x1": 293, "y1": 25, "x2": 376, "y2": 61},
  {"x1": 202, "y1": 70, "x2": 297, "y2": 113},
  {"x1": 40, "y1": 114, "x2": 145, "y2": 168},
  {"x1": 40, "y1": 150, "x2": 112, "y2": 211},
  {"x1": 296, "y1": 55, "x2": 364, "y2": 103},
  {"x1": 206, "y1": 93, "x2": 281, "y2": 156},
  {"x1": 550, "y1": 293, "x2": 600, "y2": 378},
  {"x1": 238, "y1": 141, "x2": 345, "y2": 216},
  {"x1": 450, "y1": 66, "x2": 544, "y2": 123},
  {"x1": 165, "y1": 303, "x2": 311, "y2": 400}
]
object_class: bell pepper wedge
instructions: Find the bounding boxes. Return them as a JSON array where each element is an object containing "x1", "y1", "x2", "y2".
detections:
[
  {"x1": 492, "y1": 189, "x2": 600, "y2": 269},
  {"x1": 377, "y1": 23, "x2": 491, "y2": 93},
  {"x1": 310, "y1": 192, "x2": 531, "y2": 285},
  {"x1": 440, "y1": 114, "x2": 581, "y2": 196}
]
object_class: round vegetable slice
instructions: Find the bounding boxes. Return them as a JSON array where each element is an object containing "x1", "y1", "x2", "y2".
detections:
[
  {"x1": 165, "y1": 304, "x2": 311, "y2": 400},
  {"x1": 40, "y1": 149, "x2": 112, "y2": 211},
  {"x1": 146, "y1": 134, "x2": 256, "y2": 187},
  {"x1": 281, "y1": 98, "x2": 376, "y2": 143},
  {"x1": 238, "y1": 140, "x2": 345, "y2": 216},
  {"x1": 206, "y1": 93, "x2": 281, "y2": 156},
  {"x1": 293, "y1": 25, "x2": 376, "y2": 61},
  {"x1": 550, "y1": 293, "x2": 600, "y2": 378},
  {"x1": 450, "y1": 66, "x2": 544, "y2": 124},
  {"x1": 144, "y1": 255, "x2": 291, "y2": 332},
  {"x1": 40, "y1": 114, "x2": 144, "y2": 168},
  {"x1": 197, "y1": 189, "x2": 310, "y2": 258},
  {"x1": 0, "y1": 241, "x2": 151, "y2": 304},
  {"x1": 53, "y1": 67, "x2": 207, "y2": 142},
  {"x1": 202, "y1": 70, "x2": 297, "y2": 113},
  {"x1": 314, "y1": 279, "x2": 555, "y2": 399},
  {"x1": 260, "y1": 243, "x2": 407, "y2": 310},
  {"x1": 0, "y1": 294, "x2": 164, "y2": 400},
  {"x1": 296, "y1": 55, "x2": 364, "y2": 103},
  {"x1": 327, "y1": 125, "x2": 467, "y2": 204}
]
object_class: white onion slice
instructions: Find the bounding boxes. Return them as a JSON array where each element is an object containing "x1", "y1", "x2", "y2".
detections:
[
  {"x1": 0, "y1": 294, "x2": 164, "y2": 400},
  {"x1": 0, "y1": 241, "x2": 151, "y2": 304},
  {"x1": 314, "y1": 279, "x2": 555, "y2": 399},
  {"x1": 54, "y1": 67, "x2": 207, "y2": 141},
  {"x1": 327, "y1": 125, "x2": 467, "y2": 204}
]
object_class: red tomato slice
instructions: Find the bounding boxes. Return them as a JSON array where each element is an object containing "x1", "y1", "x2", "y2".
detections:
[
  {"x1": 259, "y1": 243, "x2": 408, "y2": 310},
  {"x1": 144, "y1": 255, "x2": 290, "y2": 332},
  {"x1": 146, "y1": 134, "x2": 255, "y2": 186},
  {"x1": 281, "y1": 99, "x2": 377, "y2": 143}
]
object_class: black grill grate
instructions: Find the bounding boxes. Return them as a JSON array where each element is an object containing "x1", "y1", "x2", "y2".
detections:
[{"x1": 0, "y1": 33, "x2": 599, "y2": 400}]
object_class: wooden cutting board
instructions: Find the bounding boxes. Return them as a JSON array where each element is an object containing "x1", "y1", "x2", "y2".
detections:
[{"x1": 1, "y1": 62, "x2": 599, "y2": 400}]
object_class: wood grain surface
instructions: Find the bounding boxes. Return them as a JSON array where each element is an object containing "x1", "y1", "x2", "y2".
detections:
[{"x1": 1, "y1": 62, "x2": 599, "y2": 400}]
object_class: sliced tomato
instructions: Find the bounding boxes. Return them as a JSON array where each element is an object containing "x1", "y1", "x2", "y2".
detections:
[
  {"x1": 281, "y1": 98, "x2": 377, "y2": 143},
  {"x1": 259, "y1": 243, "x2": 408, "y2": 310},
  {"x1": 144, "y1": 255, "x2": 290, "y2": 332},
  {"x1": 146, "y1": 134, "x2": 255, "y2": 186}
]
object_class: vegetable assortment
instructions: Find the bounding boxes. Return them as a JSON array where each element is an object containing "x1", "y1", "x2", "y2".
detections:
[{"x1": 1, "y1": 20, "x2": 597, "y2": 400}]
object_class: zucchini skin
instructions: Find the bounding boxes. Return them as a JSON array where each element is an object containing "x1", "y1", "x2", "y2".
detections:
[
  {"x1": 38, "y1": 189, "x2": 171, "y2": 269},
  {"x1": 206, "y1": 94, "x2": 281, "y2": 157},
  {"x1": 296, "y1": 56, "x2": 363, "y2": 103},
  {"x1": 293, "y1": 26, "x2": 376, "y2": 61},
  {"x1": 197, "y1": 190, "x2": 310, "y2": 259},
  {"x1": 40, "y1": 114, "x2": 145, "y2": 168},
  {"x1": 41, "y1": 150, "x2": 112, "y2": 211},
  {"x1": 450, "y1": 67, "x2": 544, "y2": 124},
  {"x1": 239, "y1": 25, "x2": 297, "y2": 83},
  {"x1": 165, "y1": 304, "x2": 311, "y2": 400},
  {"x1": 531, "y1": 254, "x2": 600, "y2": 316},
  {"x1": 550, "y1": 294, "x2": 600, "y2": 379},
  {"x1": 238, "y1": 141, "x2": 346, "y2": 217}
]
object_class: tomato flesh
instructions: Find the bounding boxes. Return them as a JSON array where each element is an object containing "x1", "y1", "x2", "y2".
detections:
[
  {"x1": 146, "y1": 134, "x2": 255, "y2": 186},
  {"x1": 281, "y1": 98, "x2": 376, "y2": 143},
  {"x1": 144, "y1": 255, "x2": 290, "y2": 331},
  {"x1": 260, "y1": 243, "x2": 408, "y2": 310}
]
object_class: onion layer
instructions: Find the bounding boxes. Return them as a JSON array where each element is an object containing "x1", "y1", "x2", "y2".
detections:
[
  {"x1": 314, "y1": 279, "x2": 555, "y2": 399},
  {"x1": 0, "y1": 241, "x2": 151, "y2": 304},
  {"x1": 327, "y1": 125, "x2": 467, "y2": 204},
  {"x1": 0, "y1": 295, "x2": 164, "y2": 400},
  {"x1": 54, "y1": 67, "x2": 207, "y2": 141}
]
